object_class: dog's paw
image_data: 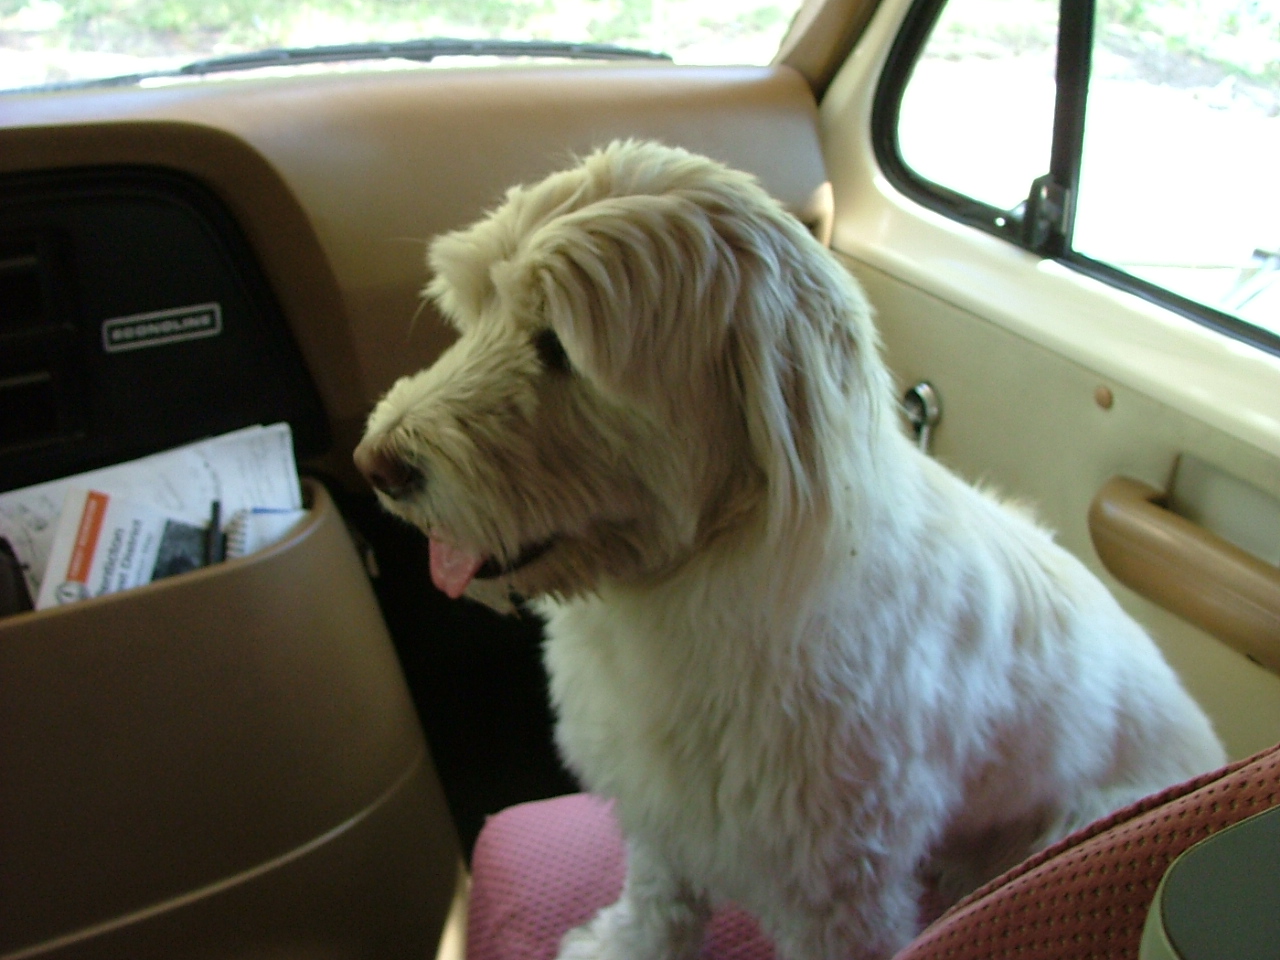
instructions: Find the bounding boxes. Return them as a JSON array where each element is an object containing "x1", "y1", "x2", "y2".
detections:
[
  {"x1": 554, "y1": 900, "x2": 705, "y2": 960},
  {"x1": 556, "y1": 923, "x2": 613, "y2": 960}
]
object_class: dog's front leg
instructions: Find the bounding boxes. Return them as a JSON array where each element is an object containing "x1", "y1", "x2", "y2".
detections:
[{"x1": 557, "y1": 840, "x2": 710, "y2": 960}]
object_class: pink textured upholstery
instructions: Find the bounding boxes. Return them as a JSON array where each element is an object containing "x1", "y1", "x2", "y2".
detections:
[
  {"x1": 467, "y1": 793, "x2": 774, "y2": 960},
  {"x1": 467, "y1": 794, "x2": 626, "y2": 960},
  {"x1": 467, "y1": 744, "x2": 1280, "y2": 960},
  {"x1": 898, "y1": 741, "x2": 1280, "y2": 959}
]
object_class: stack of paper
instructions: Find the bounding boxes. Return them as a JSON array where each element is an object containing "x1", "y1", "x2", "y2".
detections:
[{"x1": 0, "y1": 423, "x2": 307, "y2": 611}]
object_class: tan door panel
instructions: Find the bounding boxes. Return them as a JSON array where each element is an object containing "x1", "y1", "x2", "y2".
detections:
[
  {"x1": 821, "y1": 0, "x2": 1280, "y2": 760},
  {"x1": 848, "y1": 257, "x2": 1280, "y2": 761}
]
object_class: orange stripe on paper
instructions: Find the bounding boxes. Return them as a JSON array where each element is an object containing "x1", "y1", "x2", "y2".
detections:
[{"x1": 66, "y1": 491, "x2": 109, "y2": 584}]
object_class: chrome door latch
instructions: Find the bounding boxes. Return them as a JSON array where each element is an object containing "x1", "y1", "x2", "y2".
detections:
[{"x1": 903, "y1": 381, "x2": 942, "y2": 454}]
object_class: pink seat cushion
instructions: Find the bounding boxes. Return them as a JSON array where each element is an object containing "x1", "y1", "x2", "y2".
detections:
[
  {"x1": 467, "y1": 793, "x2": 774, "y2": 960},
  {"x1": 467, "y1": 743, "x2": 1280, "y2": 960},
  {"x1": 897, "y1": 741, "x2": 1280, "y2": 959}
]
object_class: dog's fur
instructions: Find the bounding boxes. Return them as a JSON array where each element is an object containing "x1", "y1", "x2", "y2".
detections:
[{"x1": 356, "y1": 141, "x2": 1225, "y2": 960}]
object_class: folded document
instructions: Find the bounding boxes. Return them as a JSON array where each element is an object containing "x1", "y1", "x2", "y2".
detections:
[
  {"x1": 35, "y1": 490, "x2": 208, "y2": 608},
  {"x1": 0, "y1": 423, "x2": 307, "y2": 610}
]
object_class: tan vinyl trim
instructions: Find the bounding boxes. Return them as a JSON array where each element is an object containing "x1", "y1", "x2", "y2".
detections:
[
  {"x1": 0, "y1": 749, "x2": 427, "y2": 960},
  {"x1": 0, "y1": 480, "x2": 458, "y2": 954},
  {"x1": 433, "y1": 862, "x2": 471, "y2": 960},
  {"x1": 777, "y1": 0, "x2": 886, "y2": 98},
  {"x1": 1090, "y1": 476, "x2": 1280, "y2": 675}
]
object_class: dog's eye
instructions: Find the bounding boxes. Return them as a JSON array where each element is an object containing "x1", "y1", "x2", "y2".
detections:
[{"x1": 533, "y1": 329, "x2": 571, "y2": 374}]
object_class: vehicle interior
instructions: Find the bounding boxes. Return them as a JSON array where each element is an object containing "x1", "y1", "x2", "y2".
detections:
[{"x1": 1, "y1": 0, "x2": 1277, "y2": 956}]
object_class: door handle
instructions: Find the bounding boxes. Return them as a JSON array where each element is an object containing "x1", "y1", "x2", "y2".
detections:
[{"x1": 1089, "y1": 476, "x2": 1280, "y2": 674}]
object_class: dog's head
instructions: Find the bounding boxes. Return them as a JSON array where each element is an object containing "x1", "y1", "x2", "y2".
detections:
[{"x1": 355, "y1": 140, "x2": 894, "y2": 608}]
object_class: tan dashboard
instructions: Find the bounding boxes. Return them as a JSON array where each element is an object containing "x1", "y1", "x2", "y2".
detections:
[{"x1": 0, "y1": 63, "x2": 829, "y2": 484}]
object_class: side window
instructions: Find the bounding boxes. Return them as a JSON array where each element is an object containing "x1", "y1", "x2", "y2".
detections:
[
  {"x1": 880, "y1": 0, "x2": 1280, "y2": 350},
  {"x1": 897, "y1": 0, "x2": 1059, "y2": 215}
]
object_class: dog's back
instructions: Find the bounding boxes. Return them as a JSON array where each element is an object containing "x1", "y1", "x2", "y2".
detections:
[
  {"x1": 542, "y1": 417, "x2": 1223, "y2": 953},
  {"x1": 895, "y1": 453, "x2": 1225, "y2": 899}
]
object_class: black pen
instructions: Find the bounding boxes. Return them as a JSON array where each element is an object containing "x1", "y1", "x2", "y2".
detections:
[{"x1": 205, "y1": 500, "x2": 223, "y2": 566}]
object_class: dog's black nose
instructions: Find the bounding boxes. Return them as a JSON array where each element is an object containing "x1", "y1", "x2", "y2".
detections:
[{"x1": 354, "y1": 441, "x2": 423, "y2": 498}]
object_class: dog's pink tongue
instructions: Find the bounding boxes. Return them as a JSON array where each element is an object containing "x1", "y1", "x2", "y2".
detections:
[{"x1": 429, "y1": 538, "x2": 486, "y2": 599}]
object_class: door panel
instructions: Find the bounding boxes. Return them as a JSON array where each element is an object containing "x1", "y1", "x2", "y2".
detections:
[
  {"x1": 823, "y1": 0, "x2": 1280, "y2": 759},
  {"x1": 852, "y1": 257, "x2": 1280, "y2": 759}
]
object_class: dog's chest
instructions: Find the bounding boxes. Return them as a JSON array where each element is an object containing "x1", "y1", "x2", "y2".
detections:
[
  {"x1": 540, "y1": 598, "x2": 842, "y2": 841},
  {"x1": 544, "y1": 608, "x2": 740, "y2": 786}
]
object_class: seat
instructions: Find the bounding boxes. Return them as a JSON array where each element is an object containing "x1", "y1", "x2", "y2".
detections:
[
  {"x1": 466, "y1": 793, "x2": 775, "y2": 960},
  {"x1": 466, "y1": 742, "x2": 1280, "y2": 960}
]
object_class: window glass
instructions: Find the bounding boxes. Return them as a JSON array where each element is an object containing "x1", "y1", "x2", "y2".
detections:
[
  {"x1": 1072, "y1": 0, "x2": 1280, "y2": 336},
  {"x1": 894, "y1": 0, "x2": 1280, "y2": 343},
  {"x1": 0, "y1": 0, "x2": 805, "y2": 92},
  {"x1": 897, "y1": 0, "x2": 1059, "y2": 212}
]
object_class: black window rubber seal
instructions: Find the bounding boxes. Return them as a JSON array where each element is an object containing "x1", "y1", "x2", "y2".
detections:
[{"x1": 869, "y1": 0, "x2": 1016, "y2": 243}]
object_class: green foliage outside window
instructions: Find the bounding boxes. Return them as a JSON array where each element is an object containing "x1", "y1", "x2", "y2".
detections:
[
  {"x1": 1099, "y1": 0, "x2": 1279, "y2": 84},
  {"x1": 0, "y1": 0, "x2": 792, "y2": 55}
]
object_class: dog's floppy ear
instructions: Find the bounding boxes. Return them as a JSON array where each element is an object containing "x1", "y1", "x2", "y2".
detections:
[
  {"x1": 426, "y1": 195, "x2": 536, "y2": 325},
  {"x1": 427, "y1": 169, "x2": 593, "y2": 326},
  {"x1": 426, "y1": 225, "x2": 493, "y2": 325},
  {"x1": 724, "y1": 225, "x2": 888, "y2": 540}
]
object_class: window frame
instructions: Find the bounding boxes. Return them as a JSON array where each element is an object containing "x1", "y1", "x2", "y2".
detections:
[{"x1": 870, "y1": 0, "x2": 1280, "y2": 360}]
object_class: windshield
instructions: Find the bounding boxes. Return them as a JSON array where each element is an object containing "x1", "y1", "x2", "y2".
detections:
[{"x1": 1, "y1": 0, "x2": 807, "y2": 92}]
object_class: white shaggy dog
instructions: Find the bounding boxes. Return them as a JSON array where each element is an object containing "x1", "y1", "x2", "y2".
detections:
[{"x1": 354, "y1": 140, "x2": 1225, "y2": 960}]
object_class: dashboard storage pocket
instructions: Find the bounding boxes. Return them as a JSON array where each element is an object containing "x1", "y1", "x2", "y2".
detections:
[{"x1": 0, "y1": 480, "x2": 460, "y2": 959}]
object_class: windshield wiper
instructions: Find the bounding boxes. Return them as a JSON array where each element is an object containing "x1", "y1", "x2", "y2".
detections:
[{"x1": 14, "y1": 38, "x2": 672, "y2": 93}]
